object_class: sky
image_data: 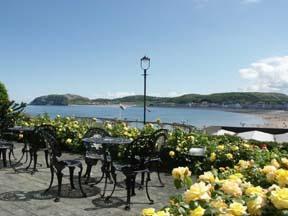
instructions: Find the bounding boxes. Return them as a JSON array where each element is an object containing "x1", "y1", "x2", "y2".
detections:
[{"x1": 0, "y1": 0, "x2": 288, "y2": 102}]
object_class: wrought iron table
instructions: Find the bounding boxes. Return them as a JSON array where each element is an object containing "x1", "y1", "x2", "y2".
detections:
[
  {"x1": 82, "y1": 136, "x2": 132, "y2": 195},
  {"x1": 7, "y1": 126, "x2": 35, "y2": 171}
]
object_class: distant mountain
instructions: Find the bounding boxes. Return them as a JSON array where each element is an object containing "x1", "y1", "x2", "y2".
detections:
[
  {"x1": 30, "y1": 94, "x2": 90, "y2": 105},
  {"x1": 30, "y1": 92, "x2": 288, "y2": 110}
]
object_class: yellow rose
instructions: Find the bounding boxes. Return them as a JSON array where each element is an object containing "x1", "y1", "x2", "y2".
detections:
[
  {"x1": 226, "y1": 153, "x2": 233, "y2": 160},
  {"x1": 228, "y1": 202, "x2": 247, "y2": 216},
  {"x1": 270, "y1": 188, "x2": 288, "y2": 209},
  {"x1": 243, "y1": 143, "x2": 250, "y2": 148},
  {"x1": 210, "y1": 199, "x2": 228, "y2": 213},
  {"x1": 229, "y1": 173, "x2": 243, "y2": 184},
  {"x1": 245, "y1": 186, "x2": 264, "y2": 196},
  {"x1": 262, "y1": 165, "x2": 277, "y2": 174},
  {"x1": 142, "y1": 208, "x2": 156, "y2": 216},
  {"x1": 217, "y1": 145, "x2": 225, "y2": 150},
  {"x1": 221, "y1": 180, "x2": 242, "y2": 197},
  {"x1": 268, "y1": 184, "x2": 280, "y2": 192},
  {"x1": 187, "y1": 135, "x2": 195, "y2": 143},
  {"x1": 184, "y1": 182, "x2": 211, "y2": 203},
  {"x1": 199, "y1": 171, "x2": 215, "y2": 183},
  {"x1": 171, "y1": 167, "x2": 191, "y2": 181},
  {"x1": 231, "y1": 146, "x2": 239, "y2": 151},
  {"x1": 266, "y1": 172, "x2": 276, "y2": 183},
  {"x1": 271, "y1": 159, "x2": 280, "y2": 168},
  {"x1": 237, "y1": 160, "x2": 251, "y2": 169},
  {"x1": 247, "y1": 196, "x2": 265, "y2": 216},
  {"x1": 105, "y1": 123, "x2": 112, "y2": 130},
  {"x1": 210, "y1": 152, "x2": 216, "y2": 162},
  {"x1": 275, "y1": 169, "x2": 288, "y2": 187},
  {"x1": 281, "y1": 158, "x2": 288, "y2": 168},
  {"x1": 189, "y1": 206, "x2": 205, "y2": 216},
  {"x1": 65, "y1": 138, "x2": 72, "y2": 144},
  {"x1": 169, "y1": 151, "x2": 175, "y2": 158},
  {"x1": 155, "y1": 210, "x2": 169, "y2": 216}
]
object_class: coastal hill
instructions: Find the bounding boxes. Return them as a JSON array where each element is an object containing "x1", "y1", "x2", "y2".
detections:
[
  {"x1": 30, "y1": 92, "x2": 288, "y2": 110},
  {"x1": 30, "y1": 94, "x2": 90, "y2": 105}
]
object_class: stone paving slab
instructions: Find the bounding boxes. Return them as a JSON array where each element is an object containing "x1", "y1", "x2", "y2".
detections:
[{"x1": 0, "y1": 144, "x2": 178, "y2": 216}]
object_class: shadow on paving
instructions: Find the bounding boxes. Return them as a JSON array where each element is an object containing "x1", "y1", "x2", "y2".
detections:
[
  {"x1": 0, "y1": 183, "x2": 101, "y2": 201},
  {"x1": 85, "y1": 196, "x2": 154, "y2": 211}
]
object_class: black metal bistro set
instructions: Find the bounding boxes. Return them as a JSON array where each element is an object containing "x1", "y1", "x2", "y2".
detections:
[{"x1": 0, "y1": 124, "x2": 168, "y2": 210}]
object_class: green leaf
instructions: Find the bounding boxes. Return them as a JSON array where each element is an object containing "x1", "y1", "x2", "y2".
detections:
[
  {"x1": 184, "y1": 176, "x2": 193, "y2": 188},
  {"x1": 174, "y1": 179, "x2": 182, "y2": 189}
]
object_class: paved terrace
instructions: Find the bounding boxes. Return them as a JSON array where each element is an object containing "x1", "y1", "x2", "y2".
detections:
[{"x1": 0, "y1": 144, "x2": 178, "y2": 216}]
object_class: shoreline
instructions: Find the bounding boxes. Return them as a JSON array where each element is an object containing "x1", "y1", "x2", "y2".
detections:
[
  {"x1": 27, "y1": 104, "x2": 288, "y2": 129},
  {"x1": 227, "y1": 109, "x2": 288, "y2": 129}
]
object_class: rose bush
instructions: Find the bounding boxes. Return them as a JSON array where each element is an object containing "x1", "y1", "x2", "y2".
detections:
[
  {"x1": 17, "y1": 114, "x2": 95, "y2": 152},
  {"x1": 142, "y1": 164, "x2": 288, "y2": 216},
  {"x1": 16, "y1": 115, "x2": 288, "y2": 172}
]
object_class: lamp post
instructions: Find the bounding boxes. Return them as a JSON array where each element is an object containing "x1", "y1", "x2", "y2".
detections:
[{"x1": 140, "y1": 56, "x2": 150, "y2": 125}]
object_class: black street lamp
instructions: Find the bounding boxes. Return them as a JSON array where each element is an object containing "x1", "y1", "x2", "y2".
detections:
[{"x1": 140, "y1": 56, "x2": 150, "y2": 125}]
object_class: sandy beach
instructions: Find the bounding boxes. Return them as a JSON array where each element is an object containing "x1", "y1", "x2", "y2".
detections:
[
  {"x1": 232, "y1": 110, "x2": 288, "y2": 128},
  {"x1": 254, "y1": 110, "x2": 288, "y2": 128}
]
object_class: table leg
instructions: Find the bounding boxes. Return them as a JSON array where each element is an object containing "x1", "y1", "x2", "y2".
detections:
[{"x1": 2, "y1": 149, "x2": 7, "y2": 167}]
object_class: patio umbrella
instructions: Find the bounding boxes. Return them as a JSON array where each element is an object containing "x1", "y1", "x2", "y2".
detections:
[
  {"x1": 274, "y1": 133, "x2": 288, "y2": 143},
  {"x1": 212, "y1": 129, "x2": 236, "y2": 136},
  {"x1": 237, "y1": 130, "x2": 275, "y2": 142}
]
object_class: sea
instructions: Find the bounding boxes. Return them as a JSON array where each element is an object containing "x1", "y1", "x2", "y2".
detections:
[{"x1": 24, "y1": 105, "x2": 264, "y2": 128}]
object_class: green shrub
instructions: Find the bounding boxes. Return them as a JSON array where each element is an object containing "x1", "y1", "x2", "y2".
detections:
[{"x1": 0, "y1": 81, "x2": 8, "y2": 102}]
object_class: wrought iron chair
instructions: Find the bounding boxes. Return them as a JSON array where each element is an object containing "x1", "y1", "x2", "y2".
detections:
[
  {"x1": 105, "y1": 135, "x2": 154, "y2": 210},
  {"x1": 0, "y1": 139, "x2": 13, "y2": 167},
  {"x1": 0, "y1": 131, "x2": 17, "y2": 167},
  {"x1": 28, "y1": 124, "x2": 56, "y2": 171},
  {"x1": 82, "y1": 127, "x2": 110, "y2": 184},
  {"x1": 0, "y1": 100, "x2": 26, "y2": 165},
  {"x1": 42, "y1": 130, "x2": 86, "y2": 202},
  {"x1": 144, "y1": 129, "x2": 168, "y2": 186}
]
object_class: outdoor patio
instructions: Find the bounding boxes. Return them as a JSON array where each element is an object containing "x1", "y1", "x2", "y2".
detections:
[{"x1": 0, "y1": 145, "x2": 178, "y2": 216}]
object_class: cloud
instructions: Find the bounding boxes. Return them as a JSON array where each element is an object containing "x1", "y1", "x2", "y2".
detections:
[
  {"x1": 239, "y1": 56, "x2": 288, "y2": 92},
  {"x1": 167, "y1": 91, "x2": 188, "y2": 97}
]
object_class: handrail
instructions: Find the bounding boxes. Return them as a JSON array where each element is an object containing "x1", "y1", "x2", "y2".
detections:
[{"x1": 75, "y1": 116, "x2": 198, "y2": 132}]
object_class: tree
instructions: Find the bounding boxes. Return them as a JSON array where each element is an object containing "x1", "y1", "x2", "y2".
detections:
[
  {"x1": 0, "y1": 81, "x2": 8, "y2": 102},
  {"x1": 0, "y1": 100, "x2": 26, "y2": 134}
]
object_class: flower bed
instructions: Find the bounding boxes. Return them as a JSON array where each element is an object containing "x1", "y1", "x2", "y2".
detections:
[
  {"x1": 16, "y1": 115, "x2": 288, "y2": 171},
  {"x1": 17, "y1": 114, "x2": 93, "y2": 152},
  {"x1": 15, "y1": 115, "x2": 288, "y2": 214},
  {"x1": 142, "y1": 159, "x2": 288, "y2": 215}
]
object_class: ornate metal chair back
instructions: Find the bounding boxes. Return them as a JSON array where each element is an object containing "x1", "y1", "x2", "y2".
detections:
[
  {"x1": 124, "y1": 135, "x2": 153, "y2": 167},
  {"x1": 31, "y1": 125, "x2": 57, "y2": 150},
  {"x1": 41, "y1": 131, "x2": 62, "y2": 162},
  {"x1": 83, "y1": 127, "x2": 110, "y2": 153},
  {"x1": 150, "y1": 129, "x2": 168, "y2": 155},
  {"x1": 83, "y1": 127, "x2": 109, "y2": 139},
  {"x1": 37, "y1": 124, "x2": 57, "y2": 137}
]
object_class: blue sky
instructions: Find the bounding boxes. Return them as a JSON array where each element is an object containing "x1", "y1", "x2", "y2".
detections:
[{"x1": 0, "y1": 0, "x2": 288, "y2": 102}]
